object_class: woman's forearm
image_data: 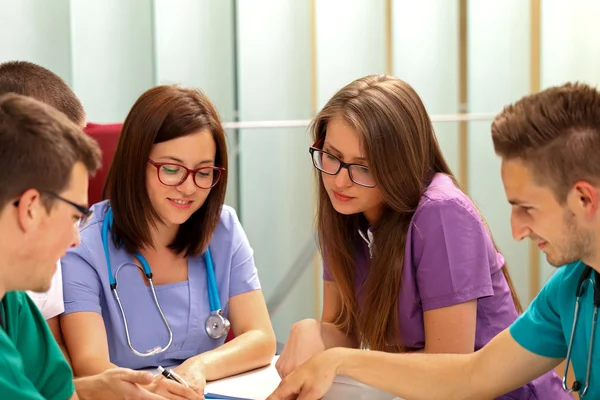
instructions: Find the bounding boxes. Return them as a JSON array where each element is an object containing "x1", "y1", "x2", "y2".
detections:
[
  {"x1": 186, "y1": 329, "x2": 276, "y2": 381},
  {"x1": 72, "y1": 356, "x2": 117, "y2": 377}
]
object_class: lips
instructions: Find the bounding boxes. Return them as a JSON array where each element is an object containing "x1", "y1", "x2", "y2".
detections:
[
  {"x1": 168, "y1": 198, "x2": 193, "y2": 209},
  {"x1": 333, "y1": 191, "x2": 354, "y2": 202},
  {"x1": 170, "y1": 199, "x2": 191, "y2": 205}
]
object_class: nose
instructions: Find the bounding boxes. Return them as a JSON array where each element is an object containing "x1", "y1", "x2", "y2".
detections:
[
  {"x1": 510, "y1": 210, "x2": 531, "y2": 241},
  {"x1": 334, "y1": 166, "x2": 353, "y2": 188},
  {"x1": 177, "y1": 173, "x2": 197, "y2": 196}
]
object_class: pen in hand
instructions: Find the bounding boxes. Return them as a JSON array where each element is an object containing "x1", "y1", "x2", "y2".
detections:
[
  {"x1": 157, "y1": 365, "x2": 190, "y2": 388},
  {"x1": 157, "y1": 366, "x2": 250, "y2": 399}
]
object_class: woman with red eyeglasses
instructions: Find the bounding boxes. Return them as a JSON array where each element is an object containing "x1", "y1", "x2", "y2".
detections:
[{"x1": 60, "y1": 85, "x2": 276, "y2": 400}]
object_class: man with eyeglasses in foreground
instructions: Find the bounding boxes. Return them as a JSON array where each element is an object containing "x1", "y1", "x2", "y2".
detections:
[
  {"x1": 268, "y1": 82, "x2": 600, "y2": 400},
  {"x1": 0, "y1": 93, "x2": 166, "y2": 399},
  {"x1": 0, "y1": 60, "x2": 91, "y2": 363}
]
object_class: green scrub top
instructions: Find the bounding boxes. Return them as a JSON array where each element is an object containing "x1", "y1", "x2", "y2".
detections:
[{"x1": 0, "y1": 291, "x2": 74, "y2": 399}]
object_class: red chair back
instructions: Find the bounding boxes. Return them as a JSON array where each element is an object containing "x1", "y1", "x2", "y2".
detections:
[{"x1": 84, "y1": 122, "x2": 122, "y2": 205}]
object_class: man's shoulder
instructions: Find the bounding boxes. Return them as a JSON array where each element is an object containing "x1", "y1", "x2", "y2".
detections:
[
  {"x1": 544, "y1": 262, "x2": 586, "y2": 296},
  {"x1": 0, "y1": 292, "x2": 75, "y2": 399},
  {"x1": 2, "y1": 290, "x2": 28, "y2": 311}
]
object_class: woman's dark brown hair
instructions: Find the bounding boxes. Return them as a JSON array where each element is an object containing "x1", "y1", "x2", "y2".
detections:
[
  {"x1": 313, "y1": 74, "x2": 522, "y2": 353},
  {"x1": 104, "y1": 85, "x2": 228, "y2": 257}
]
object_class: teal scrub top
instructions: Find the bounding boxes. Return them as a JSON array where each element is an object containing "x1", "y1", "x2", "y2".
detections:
[
  {"x1": 510, "y1": 262, "x2": 599, "y2": 398},
  {"x1": 0, "y1": 291, "x2": 74, "y2": 400}
]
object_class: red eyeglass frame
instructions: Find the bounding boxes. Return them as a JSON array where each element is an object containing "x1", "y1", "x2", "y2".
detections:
[{"x1": 148, "y1": 159, "x2": 225, "y2": 189}]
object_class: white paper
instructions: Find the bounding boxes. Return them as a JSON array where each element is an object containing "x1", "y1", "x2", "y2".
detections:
[{"x1": 149, "y1": 356, "x2": 401, "y2": 400}]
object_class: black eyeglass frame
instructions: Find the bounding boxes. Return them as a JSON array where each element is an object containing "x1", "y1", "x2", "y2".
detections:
[
  {"x1": 308, "y1": 137, "x2": 376, "y2": 188},
  {"x1": 13, "y1": 192, "x2": 92, "y2": 227}
]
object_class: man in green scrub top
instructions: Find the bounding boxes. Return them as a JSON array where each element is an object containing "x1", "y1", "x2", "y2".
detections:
[
  {"x1": 0, "y1": 93, "x2": 166, "y2": 399},
  {"x1": 268, "y1": 82, "x2": 600, "y2": 400}
]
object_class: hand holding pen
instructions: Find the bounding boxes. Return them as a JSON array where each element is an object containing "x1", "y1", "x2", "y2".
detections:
[
  {"x1": 157, "y1": 366, "x2": 250, "y2": 400},
  {"x1": 146, "y1": 366, "x2": 202, "y2": 400},
  {"x1": 157, "y1": 366, "x2": 190, "y2": 387}
]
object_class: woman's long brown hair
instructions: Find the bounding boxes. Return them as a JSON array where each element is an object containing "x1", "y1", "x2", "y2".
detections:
[{"x1": 313, "y1": 75, "x2": 522, "y2": 353}]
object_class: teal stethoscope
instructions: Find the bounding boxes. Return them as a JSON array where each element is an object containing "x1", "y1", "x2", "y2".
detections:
[
  {"x1": 102, "y1": 207, "x2": 230, "y2": 357},
  {"x1": 563, "y1": 265, "x2": 600, "y2": 397}
]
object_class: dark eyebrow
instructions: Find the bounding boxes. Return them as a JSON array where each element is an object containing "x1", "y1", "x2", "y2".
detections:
[
  {"x1": 324, "y1": 144, "x2": 367, "y2": 163},
  {"x1": 159, "y1": 156, "x2": 214, "y2": 166}
]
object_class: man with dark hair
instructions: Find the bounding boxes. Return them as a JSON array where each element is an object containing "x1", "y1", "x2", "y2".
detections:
[
  {"x1": 0, "y1": 93, "x2": 167, "y2": 400},
  {"x1": 0, "y1": 60, "x2": 87, "y2": 362},
  {"x1": 267, "y1": 82, "x2": 600, "y2": 399},
  {"x1": 0, "y1": 61, "x2": 85, "y2": 125}
]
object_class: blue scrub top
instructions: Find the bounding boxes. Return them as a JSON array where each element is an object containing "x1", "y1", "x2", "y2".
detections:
[
  {"x1": 510, "y1": 261, "x2": 599, "y2": 398},
  {"x1": 61, "y1": 200, "x2": 261, "y2": 369}
]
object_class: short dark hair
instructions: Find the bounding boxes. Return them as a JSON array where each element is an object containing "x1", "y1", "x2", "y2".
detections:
[
  {"x1": 104, "y1": 85, "x2": 228, "y2": 257},
  {"x1": 492, "y1": 82, "x2": 600, "y2": 201},
  {"x1": 0, "y1": 93, "x2": 101, "y2": 211},
  {"x1": 0, "y1": 61, "x2": 85, "y2": 126}
]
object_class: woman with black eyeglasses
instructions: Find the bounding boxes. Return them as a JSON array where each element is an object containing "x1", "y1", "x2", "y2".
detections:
[
  {"x1": 274, "y1": 75, "x2": 569, "y2": 399},
  {"x1": 60, "y1": 85, "x2": 276, "y2": 400}
]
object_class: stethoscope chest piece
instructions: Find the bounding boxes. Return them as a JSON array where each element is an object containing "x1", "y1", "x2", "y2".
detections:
[{"x1": 206, "y1": 310, "x2": 231, "y2": 339}]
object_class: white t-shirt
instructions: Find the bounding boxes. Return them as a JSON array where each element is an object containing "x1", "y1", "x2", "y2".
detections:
[{"x1": 26, "y1": 260, "x2": 64, "y2": 320}]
